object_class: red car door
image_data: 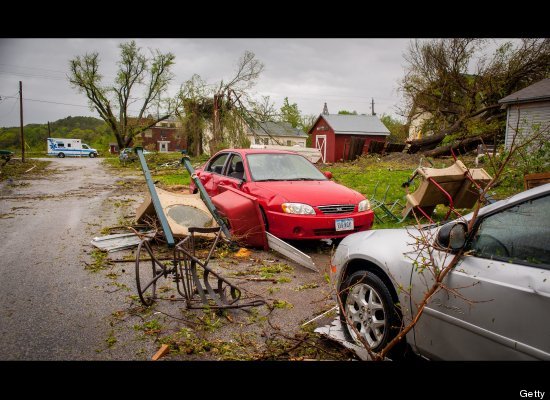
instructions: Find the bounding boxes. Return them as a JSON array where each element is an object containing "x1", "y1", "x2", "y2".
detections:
[
  {"x1": 216, "y1": 154, "x2": 246, "y2": 194},
  {"x1": 199, "y1": 152, "x2": 230, "y2": 197}
]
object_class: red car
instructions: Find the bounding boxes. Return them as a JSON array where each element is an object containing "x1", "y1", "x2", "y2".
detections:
[{"x1": 189, "y1": 149, "x2": 374, "y2": 240}]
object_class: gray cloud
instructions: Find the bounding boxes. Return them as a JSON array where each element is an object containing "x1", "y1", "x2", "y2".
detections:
[{"x1": 0, "y1": 38, "x2": 513, "y2": 127}]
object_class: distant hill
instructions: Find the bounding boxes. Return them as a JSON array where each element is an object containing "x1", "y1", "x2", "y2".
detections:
[
  {"x1": 0, "y1": 115, "x2": 112, "y2": 151},
  {"x1": 50, "y1": 116, "x2": 106, "y2": 131}
]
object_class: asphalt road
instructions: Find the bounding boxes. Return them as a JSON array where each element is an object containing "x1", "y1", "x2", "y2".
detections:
[
  {"x1": 0, "y1": 157, "x2": 340, "y2": 361},
  {"x1": 0, "y1": 157, "x2": 140, "y2": 360}
]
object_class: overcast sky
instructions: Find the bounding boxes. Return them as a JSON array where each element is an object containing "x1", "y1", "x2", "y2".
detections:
[{"x1": 0, "y1": 38, "x2": 512, "y2": 128}]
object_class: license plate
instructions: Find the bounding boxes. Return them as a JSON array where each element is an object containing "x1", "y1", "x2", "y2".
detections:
[{"x1": 335, "y1": 218, "x2": 354, "y2": 232}]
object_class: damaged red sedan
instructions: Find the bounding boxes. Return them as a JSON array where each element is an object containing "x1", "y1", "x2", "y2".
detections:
[{"x1": 189, "y1": 149, "x2": 374, "y2": 240}]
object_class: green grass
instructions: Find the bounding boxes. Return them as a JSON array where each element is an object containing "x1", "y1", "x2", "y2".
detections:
[
  {"x1": 102, "y1": 152, "x2": 204, "y2": 187},
  {"x1": 0, "y1": 159, "x2": 54, "y2": 182}
]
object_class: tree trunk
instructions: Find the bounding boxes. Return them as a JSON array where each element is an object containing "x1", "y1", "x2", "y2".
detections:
[{"x1": 422, "y1": 132, "x2": 496, "y2": 158}]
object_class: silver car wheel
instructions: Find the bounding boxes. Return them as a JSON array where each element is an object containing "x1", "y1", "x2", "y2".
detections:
[{"x1": 345, "y1": 283, "x2": 386, "y2": 348}]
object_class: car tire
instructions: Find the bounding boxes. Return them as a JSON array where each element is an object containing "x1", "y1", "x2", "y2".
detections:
[
  {"x1": 89, "y1": 153, "x2": 96, "y2": 158},
  {"x1": 57, "y1": 152, "x2": 65, "y2": 158},
  {"x1": 339, "y1": 270, "x2": 402, "y2": 355}
]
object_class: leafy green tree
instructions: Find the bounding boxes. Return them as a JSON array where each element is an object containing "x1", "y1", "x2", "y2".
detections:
[
  {"x1": 69, "y1": 40, "x2": 175, "y2": 149},
  {"x1": 380, "y1": 114, "x2": 407, "y2": 143},
  {"x1": 337, "y1": 110, "x2": 357, "y2": 115},
  {"x1": 279, "y1": 97, "x2": 301, "y2": 128}
]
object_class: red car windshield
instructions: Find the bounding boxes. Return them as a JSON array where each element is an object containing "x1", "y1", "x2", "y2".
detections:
[{"x1": 247, "y1": 153, "x2": 327, "y2": 182}]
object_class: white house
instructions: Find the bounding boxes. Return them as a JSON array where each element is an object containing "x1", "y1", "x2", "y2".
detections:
[{"x1": 499, "y1": 79, "x2": 550, "y2": 150}]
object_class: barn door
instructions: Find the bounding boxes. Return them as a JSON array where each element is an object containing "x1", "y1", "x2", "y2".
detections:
[{"x1": 315, "y1": 135, "x2": 326, "y2": 163}]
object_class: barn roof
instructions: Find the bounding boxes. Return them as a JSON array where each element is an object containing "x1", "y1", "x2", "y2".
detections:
[
  {"x1": 499, "y1": 78, "x2": 550, "y2": 105},
  {"x1": 315, "y1": 114, "x2": 390, "y2": 136},
  {"x1": 251, "y1": 121, "x2": 308, "y2": 138}
]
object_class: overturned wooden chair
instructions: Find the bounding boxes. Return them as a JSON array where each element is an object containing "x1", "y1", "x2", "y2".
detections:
[{"x1": 402, "y1": 160, "x2": 492, "y2": 222}]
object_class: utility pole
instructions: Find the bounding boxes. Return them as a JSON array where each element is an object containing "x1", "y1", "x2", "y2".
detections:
[
  {"x1": 371, "y1": 98, "x2": 376, "y2": 116},
  {"x1": 47, "y1": 121, "x2": 51, "y2": 137},
  {"x1": 19, "y1": 81, "x2": 25, "y2": 163}
]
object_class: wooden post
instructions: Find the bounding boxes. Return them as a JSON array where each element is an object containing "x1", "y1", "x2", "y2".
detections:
[
  {"x1": 19, "y1": 81, "x2": 25, "y2": 162},
  {"x1": 48, "y1": 121, "x2": 51, "y2": 136}
]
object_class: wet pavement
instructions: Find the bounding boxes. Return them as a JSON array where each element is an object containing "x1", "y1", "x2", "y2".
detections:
[{"x1": 0, "y1": 157, "x2": 345, "y2": 360}]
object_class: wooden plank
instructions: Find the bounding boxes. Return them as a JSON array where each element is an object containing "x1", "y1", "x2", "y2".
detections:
[
  {"x1": 152, "y1": 344, "x2": 170, "y2": 361},
  {"x1": 524, "y1": 172, "x2": 550, "y2": 190}
]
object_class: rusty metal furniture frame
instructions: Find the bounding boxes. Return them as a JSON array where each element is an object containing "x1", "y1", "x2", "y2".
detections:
[
  {"x1": 133, "y1": 147, "x2": 264, "y2": 309},
  {"x1": 401, "y1": 153, "x2": 492, "y2": 223}
]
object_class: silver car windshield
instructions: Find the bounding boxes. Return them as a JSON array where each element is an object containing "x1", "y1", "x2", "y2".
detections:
[{"x1": 247, "y1": 153, "x2": 327, "y2": 182}]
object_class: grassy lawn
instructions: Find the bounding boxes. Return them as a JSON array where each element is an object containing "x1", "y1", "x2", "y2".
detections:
[
  {"x1": 0, "y1": 159, "x2": 54, "y2": 182},
  {"x1": 102, "y1": 151, "x2": 209, "y2": 187}
]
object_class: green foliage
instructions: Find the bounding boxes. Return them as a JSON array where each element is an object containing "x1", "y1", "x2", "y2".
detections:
[
  {"x1": 0, "y1": 159, "x2": 53, "y2": 182},
  {"x1": 338, "y1": 110, "x2": 357, "y2": 115},
  {"x1": 86, "y1": 249, "x2": 113, "y2": 273},
  {"x1": 69, "y1": 40, "x2": 175, "y2": 148},
  {"x1": 497, "y1": 141, "x2": 550, "y2": 197},
  {"x1": 279, "y1": 97, "x2": 301, "y2": 129},
  {"x1": 0, "y1": 116, "x2": 111, "y2": 152},
  {"x1": 380, "y1": 114, "x2": 407, "y2": 143}
]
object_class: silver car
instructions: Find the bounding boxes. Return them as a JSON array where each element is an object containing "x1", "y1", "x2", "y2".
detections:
[{"x1": 332, "y1": 183, "x2": 550, "y2": 360}]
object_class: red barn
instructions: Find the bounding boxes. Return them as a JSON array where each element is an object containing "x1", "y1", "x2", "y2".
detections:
[{"x1": 308, "y1": 112, "x2": 390, "y2": 163}]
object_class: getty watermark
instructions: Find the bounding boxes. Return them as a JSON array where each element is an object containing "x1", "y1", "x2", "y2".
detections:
[{"x1": 520, "y1": 390, "x2": 545, "y2": 399}]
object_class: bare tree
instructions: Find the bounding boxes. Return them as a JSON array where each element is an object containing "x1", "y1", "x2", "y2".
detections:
[
  {"x1": 250, "y1": 95, "x2": 278, "y2": 122},
  {"x1": 69, "y1": 40, "x2": 175, "y2": 149},
  {"x1": 210, "y1": 51, "x2": 264, "y2": 154}
]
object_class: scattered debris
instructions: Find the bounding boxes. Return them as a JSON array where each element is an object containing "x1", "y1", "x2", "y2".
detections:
[
  {"x1": 234, "y1": 248, "x2": 252, "y2": 258},
  {"x1": 314, "y1": 316, "x2": 373, "y2": 361},
  {"x1": 91, "y1": 231, "x2": 155, "y2": 252},
  {"x1": 402, "y1": 159, "x2": 492, "y2": 221},
  {"x1": 136, "y1": 188, "x2": 218, "y2": 238},
  {"x1": 152, "y1": 344, "x2": 171, "y2": 361},
  {"x1": 266, "y1": 233, "x2": 318, "y2": 272}
]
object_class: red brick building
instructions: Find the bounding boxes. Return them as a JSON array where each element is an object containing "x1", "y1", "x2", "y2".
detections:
[
  {"x1": 308, "y1": 110, "x2": 390, "y2": 163},
  {"x1": 139, "y1": 118, "x2": 187, "y2": 152}
]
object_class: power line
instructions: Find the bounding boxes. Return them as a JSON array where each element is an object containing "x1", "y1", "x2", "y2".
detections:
[
  {"x1": 0, "y1": 98, "x2": 18, "y2": 118},
  {"x1": 1, "y1": 95, "x2": 89, "y2": 108},
  {"x1": 0, "y1": 95, "x2": 143, "y2": 115},
  {"x1": 0, "y1": 63, "x2": 68, "y2": 74},
  {"x1": 0, "y1": 71, "x2": 67, "y2": 81}
]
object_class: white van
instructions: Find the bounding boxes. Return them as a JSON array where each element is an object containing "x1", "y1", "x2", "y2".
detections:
[{"x1": 47, "y1": 138, "x2": 99, "y2": 158}]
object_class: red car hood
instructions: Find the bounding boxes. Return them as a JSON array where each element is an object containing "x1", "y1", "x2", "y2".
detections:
[{"x1": 252, "y1": 180, "x2": 364, "y2": 206}]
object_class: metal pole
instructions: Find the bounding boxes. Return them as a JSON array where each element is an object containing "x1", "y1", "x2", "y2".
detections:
[
  {"x1": 134, "y1": 147, "x2": 175, "y2": 247},
  {"x1": 181, "y1": 154, "x2": 231, "y2": 240},
  {"x1": 19, "y1": 81, "x2": 25, "y2": 163}
]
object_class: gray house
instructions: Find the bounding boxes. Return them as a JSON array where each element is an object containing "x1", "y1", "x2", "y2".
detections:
[
  {"x1": 248, "y1": 121, "x2": 308, "y2": 147},
  {"x1": 499, "y1": 78, "x2": 550, "y2": 150}
]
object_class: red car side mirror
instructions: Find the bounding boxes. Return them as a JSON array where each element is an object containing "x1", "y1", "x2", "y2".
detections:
[{"x1": 323, "y1": 171, "x2": 333, "y2": 179}]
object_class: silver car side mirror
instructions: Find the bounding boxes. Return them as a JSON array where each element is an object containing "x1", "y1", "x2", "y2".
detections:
[{"x1": 436, "y1": 222, "x2": 467, "y2": 251}]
